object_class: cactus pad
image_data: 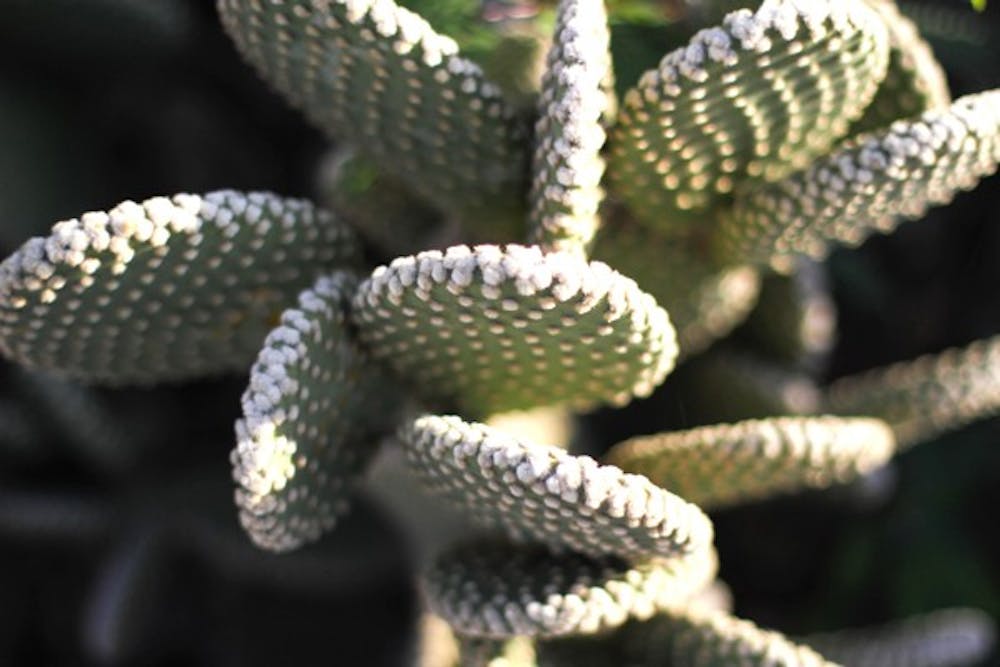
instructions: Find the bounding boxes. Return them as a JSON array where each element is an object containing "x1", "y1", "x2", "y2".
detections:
[
  {"x1": 849, "y1": 0, "x2": 951, "y2": 134},
  {"x1": 217, "y1": 0, "x2": 528, "y2": 230},
  {"x1": 527, "y1": 0, "x2": 614, "y2": 255},
  {"x1": 400, "y1": 415, "x2": 713, "y2": 561},
  {"x1": 232, "y1": 272, "x2": 397, "y2": 552},
  {"x1": 604, "y1": 416, "x2": 896, "y2": 508},
  {"x1": 716, "y1": 89, "x2": 1000, "y2": 270},
  {"x1": 352, "y1": 245, "x2": 678, "y2": 415},
  {"x1": 424, "y1": 542, "x2": 718, "y2": 639},
  {"x1": 826, "y1": 335, "x2": 1000, "y2": 449},
  {"x1": 607, "y1": 0, "x2": 889, "y2": 233},
  {"x1": 0, "y1": 191, "x2": 358, "y2": 384}
]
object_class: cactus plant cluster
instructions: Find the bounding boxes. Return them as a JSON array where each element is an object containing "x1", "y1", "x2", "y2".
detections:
[{"x1": 2, "y1": 0, "x2": 1000, "y2": 664}]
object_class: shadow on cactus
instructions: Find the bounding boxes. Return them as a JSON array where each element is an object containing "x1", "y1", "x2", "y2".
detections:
[{"x1": 1, "y1": 0, "x2": 999, "y2": 664}]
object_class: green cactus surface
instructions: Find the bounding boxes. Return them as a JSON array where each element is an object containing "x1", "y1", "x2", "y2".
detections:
[
  {"x1": 825, "y1": 335, "x2": 1000, "y2": 449},
  {"x1": 232, "y1": 272, "x2": 397, "y2": 552},
  {"x1": 400, "y1": 415, "x2": 713, "y2": 561},
  {"x1": 715, "y1": 89, "x2": 1000, "y2": 270},
  {"x1": 423, "y1": 541, "x2": 717, "y2": 639},
  {"x1": 608, "y1": 0, "x2": 889, "y2": 233},
  {"x1": 217, "y1": 0, "x2": 529, "y2": 236},
  {"x1": 352, "y1": 245, "x2": 678, "y2": 416},
  {"x1": 0, "y1": 191, "x2": 358, "y2": 384},
  {"x1": 604, "y1": 416, "x2": 896, "y2": 508},
  {"x1": 526, "y1": 0, "x2": 614, "y2": 255}
]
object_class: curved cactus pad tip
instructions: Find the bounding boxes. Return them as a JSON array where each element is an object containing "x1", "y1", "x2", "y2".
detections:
[
  {"x1": 620, "y1": 608, "x2": 839, "y2": 666},
  {"x1": 0, "y1": 191, "x2": 358, "y2": 384},
  {"x1": 217, "y1": 0, "x2": 527, "y2": 223},
  {"x1": 716, "y1": 89, "x2": 1000, "y2": 271},
  {"x1": 604, "y1": 416, "x2": 897, "y2": 509},
  {"x1": 232, "y1": 272, "x2": 396, "y2": 553},
  {"x1": 803, "y1": 607, "x2": 997, "y2": 667},
  {"x1": 826, "y1": 335, "x2": 1000, "y2": 449},
  {"x1": 606, "y1": 0, "x2": 889, "y2": 233},
  {"x1": 526, "y1": 0, "x2": 613, "y2": 255},
  {"x1": 352, "y1": 245, "x2": 678, "y2": 416},
  {"x1": 849, "y1": 0, "x2": 951, "y2": 135},
  {"x1": 424, "y1": 542, "x2": 718, "y2": 639},
  {"x1": 400, "y1": 415, "x2": 713, "y2": 562}
]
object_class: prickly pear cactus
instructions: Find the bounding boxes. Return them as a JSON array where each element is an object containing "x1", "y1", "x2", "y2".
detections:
[{"x1": 2, "y1": 0, "x2": 999, "y2": 664}]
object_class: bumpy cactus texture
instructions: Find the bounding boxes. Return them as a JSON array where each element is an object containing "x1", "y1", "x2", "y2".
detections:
[
  {"x1": 352, "y1": 245, "x2": 678, "y2": 415},
  {"x1": 0, "y1": 191, "x2": 358, "y2": 383},
  {"x1": 2, "y1": 0, "x2": 1000, "y2": 664}
]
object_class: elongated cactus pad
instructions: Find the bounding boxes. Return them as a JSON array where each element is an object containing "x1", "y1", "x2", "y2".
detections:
[
  {"x1": 607, "y1": 0, "x2": 889, "y2": 233},
  {"x1": 233, "y1": 272, "x2": 397, "y2": 552},
  {"x1": 716, "y1": 89, "x2": 1000, "y2": 270},
  {"x1": 604, "y1": 416, "x2": 896, "y2": 508},
  {"x1": 527, "y1": 0, "x2": 613, "y2": 255},
  {"x1": 0, "y1": 191, "x2": 357, "y2": 384},
  {"x1": 352, "y1": 245, "x2": 678, "y2": 416},
  {"x1": 400, "y1": 415, "x2": 713, "y2": 561},
  {"x1": 617, "y1": 608, "x2": 839, "y2": 666},
  {"x1": 803, "y1": 607, "x2": 996, "y2": 667},
  {"x1": 592, "y1": 211, "x2": 761, "y2": 357},
  {"x1": 217, "y1": 0, "x2": 528, "y2": 232},
  {"x1": 849, "y1": 0, "x2": 951, "y2": 135},
  {"x1": 825, "y1": 335, "x2": 1000, "y2": 449},
  {"x1": 424, "y1": 542, "x2": 717, "y2": 639}
]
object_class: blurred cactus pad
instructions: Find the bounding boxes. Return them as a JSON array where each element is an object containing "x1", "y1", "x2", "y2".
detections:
[{"x1": 2, "y1": 0, "x2": 1000, "y2": 664}]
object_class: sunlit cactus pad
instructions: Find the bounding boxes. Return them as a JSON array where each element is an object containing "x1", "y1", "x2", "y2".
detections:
[
  {"x1": 604, "y1": 416, "x2": 896, "y2": 508},
  {"x1": 217, "y1": 0, "x2": 527, "y2": 226},
  {"x1": 400, "y1": 415, "x2": 712, "y2": 561},
  {"x1": 232, "y1": 272, "x2": 396, "y2": 552},
  {"x1": 608, "y1": 0, "x2": 889, "y2": 231},
  {"x1": 0, "y1": 191, "x2": 357, "y2": 384},
  {"x1": 527, "y1": 0, "x2": 613, "y2": 255},
  {"x1": 423, "y1": 542, "x2": 717, "y2": 639},
  {"x1": 717, "y1": 89, "x2": 1000, "y2": 270},
  {"x1": 352, "y1": 245, "x2": 678, "y2": 415},
  {"x1": 826, "y1": 335, "x2": 1000, "y2": 449}
]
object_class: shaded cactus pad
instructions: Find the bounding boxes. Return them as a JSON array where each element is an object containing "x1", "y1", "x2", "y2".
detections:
[
  {"x1": 604, "y1": 416, "x2": 896, "y2": 508},
  {"x1": 217, "y1": 0, "x2": 527, "y2": 226},
  {"x1": 400, "y1": 415, "x2": 712, "y2": 561},
  {"x1": 232, "y1": 272, "x2": 396, "y2": 552},
  {"x1": 0, "y1": 191, "x2": 358, "y2": 384},
  {"x1": 424, "y1": 542, "x2": 717, "y2": 639},
  {"x1": 352, "y1": 245, "x2": 678, "y2": 415}
]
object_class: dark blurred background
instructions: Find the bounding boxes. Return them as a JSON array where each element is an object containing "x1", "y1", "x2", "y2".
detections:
[{"x1": 0, "y1": 0, "x2": 998, "y2": 664}]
